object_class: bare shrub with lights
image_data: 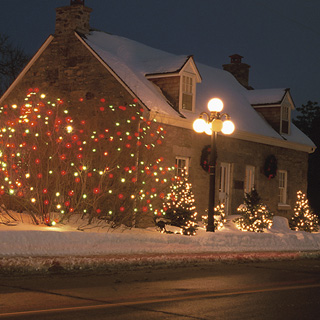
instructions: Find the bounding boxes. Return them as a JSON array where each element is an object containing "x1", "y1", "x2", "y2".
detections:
[
  {"x1": 234, "y1": 188, "x2": 273, "y2": 232},
  {"x1": 289, "y1": 191, "x2": 319, "y2": 232},
  {"x1": 156, "y1": 169, "x2": 198, "y2": 235},
  {"x1": 0, "y1": 89, "x2": 173, "y2": 227}
]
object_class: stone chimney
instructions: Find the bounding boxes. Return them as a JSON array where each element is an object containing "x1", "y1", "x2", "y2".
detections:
[
  {"x1": 55, "y1": 0, "x2": 92, "y2": 36},
  {"x1": 223, "y1": 54, "x2": 252, "y2": 89}
]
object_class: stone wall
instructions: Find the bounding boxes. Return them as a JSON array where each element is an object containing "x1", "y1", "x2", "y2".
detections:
[{"x1": 155, "y1": 122, "x2": 309, "y2": 220}]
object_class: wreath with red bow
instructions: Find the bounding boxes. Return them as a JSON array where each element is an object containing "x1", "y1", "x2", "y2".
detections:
[
  {"x1": 200, "y1": 145, "x2": 211, "y2": 172},
  {"x1": 264, "y1": 155, "x2": 277, "y2": 179}
]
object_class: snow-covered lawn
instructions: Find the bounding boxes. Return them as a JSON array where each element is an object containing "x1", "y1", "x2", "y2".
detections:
[{"x1": 1, "y1": 214, "x2": 319, "y2": 273}]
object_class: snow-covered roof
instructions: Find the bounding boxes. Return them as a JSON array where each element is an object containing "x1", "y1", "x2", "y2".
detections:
[
  {"x1": 245, "y1": 88, "x2": 288, "y2": 105},
  {"x1": 81, "y1": 31, "x2": 314, "y2": 151},
  {"x1": 83, "y1": 31, "x2": 185, "y2": 117}
]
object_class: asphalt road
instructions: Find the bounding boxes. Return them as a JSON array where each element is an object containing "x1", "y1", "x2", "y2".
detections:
[{"x1": 1, "y1": 258, "x2": 320, "y2": 319}]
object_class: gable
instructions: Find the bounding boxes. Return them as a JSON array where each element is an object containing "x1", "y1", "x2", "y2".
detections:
[{"x1": 0, "y1": 32, "x2": 139, "y2": 115}]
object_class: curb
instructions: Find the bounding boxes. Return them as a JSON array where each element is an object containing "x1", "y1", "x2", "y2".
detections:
[{"x1": 1, "y1": 251, "x2": 319, "y2": 275}]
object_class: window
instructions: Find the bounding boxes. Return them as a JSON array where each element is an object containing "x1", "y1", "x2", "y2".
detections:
[
  {"x1": 278, "y1": 170, "x2": 287, "y2": 204},
  {"x1": 244, "y1": 165, "x2": 255, "y2": 194},
  {"x1": 281, "y1": 105, "x2": 290, "y2": 134},
  {"x1": 219, "y1": 163, "x2": 231, "y2": 214},
  {"x1": 175, "y1": 156, "x2": 189, "y2": 176},
  {"x1": 181, "y1": 75, "x2": 194, "y2": 111}
]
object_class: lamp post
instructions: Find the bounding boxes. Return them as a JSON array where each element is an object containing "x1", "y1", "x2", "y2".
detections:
[{"x1": 193, "y1": 98, "x2": 235, "y2": 232}]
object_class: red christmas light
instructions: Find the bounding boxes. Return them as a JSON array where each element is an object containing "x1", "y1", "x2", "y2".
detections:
[{"x1": 93, "y1": 188, "x2": 100, "y2": 194}]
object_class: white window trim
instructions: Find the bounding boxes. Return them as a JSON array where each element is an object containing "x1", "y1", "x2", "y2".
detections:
[
  {"x1": 278, "y1": 170, "x2": 288, "y2": 205},
  {"x1": 179, "y1": 73, "x2": 196, "y2": 113},
  {"x1": 244, "y1": 165, "x2": 255, "y2": 194},
  {"x1": 175, "y1": 156, "x2": 190, "y2": 176}
]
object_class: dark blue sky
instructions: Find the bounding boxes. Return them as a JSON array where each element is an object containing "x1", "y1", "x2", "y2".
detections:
[{"x1": 1, "y1": 0, "x2": 319, "y2": 108}]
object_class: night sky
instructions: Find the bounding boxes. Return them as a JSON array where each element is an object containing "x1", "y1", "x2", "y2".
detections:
[{"x1": 1, "y1": 0, "x2": 319, "y2": 109}]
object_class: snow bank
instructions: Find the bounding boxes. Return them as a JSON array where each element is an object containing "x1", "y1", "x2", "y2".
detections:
[{"x1": 1, "y1": 216, "x2": 319, "y2": 257}]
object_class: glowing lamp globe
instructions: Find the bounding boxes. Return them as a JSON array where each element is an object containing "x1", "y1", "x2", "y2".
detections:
[
  {"x1": 208, "y1": 98, "x2": 223, "y2": 112},
  {"x1": 193, "y1": 118, "x2": 206, "y2": 133},
  {"x1": 221, "y1": 120, "x2": 235, "y2": 135},
  {"x1": 211, "y1": 119, "x2": 223, "y2": 132}
]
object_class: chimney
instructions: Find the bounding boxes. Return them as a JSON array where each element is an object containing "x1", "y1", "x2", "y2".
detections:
[
  {"x1": 55, "y1": 0, "x2": 92, "y2": 36},
  {"x1": 223, "y1": 54, "x2": 252, "y2": 89}
]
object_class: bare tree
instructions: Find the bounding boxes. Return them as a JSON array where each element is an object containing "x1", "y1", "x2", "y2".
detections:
[{"x1": 0, "y1": 34, "x2": 29, "y2": 95}]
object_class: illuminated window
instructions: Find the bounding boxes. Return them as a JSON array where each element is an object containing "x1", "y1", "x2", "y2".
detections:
[
  {"x1": 244, "y1": 165, "x2": 255, "y2": 194},
  {"x1": 278, "y1": 170, "x2": 287, "y2": 204},
  {"x1": 175, "y1": 156, "x2": 189, "y2": 176},
  {"x1": 181, "y1": 75, "x2": 195, "y2": 111}
]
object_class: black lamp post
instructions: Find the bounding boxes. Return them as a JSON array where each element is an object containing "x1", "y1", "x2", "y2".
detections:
[{"x1": 193, "y1": 98, "x2": 235, "y2": 232}]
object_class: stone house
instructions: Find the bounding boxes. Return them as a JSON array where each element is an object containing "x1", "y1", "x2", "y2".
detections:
[{"x1": 0, "y1": 1, "x2": 315, "y2": 223}]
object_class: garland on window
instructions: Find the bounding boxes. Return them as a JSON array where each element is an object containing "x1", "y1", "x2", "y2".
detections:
[
  {"x1": 264, "y1": 155, "x2": 277, "y2": 179},
  {"x1": 200, "y1": 145, "x2": 211, "y2": 172}
]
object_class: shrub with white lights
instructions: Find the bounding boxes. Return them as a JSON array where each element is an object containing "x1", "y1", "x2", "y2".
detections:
[
  {"x1": 202, "y1": 203, "x2": 227, "y2": 231},
  {"x1": 289, "y1": 191, "x2": 319, "y2": 232},
  {"x1": 157, "y1": 169, "x2": 198, "y2": 235},
  {"x1": 234, "y1": 189, "x2": 273, "y2": 232}
]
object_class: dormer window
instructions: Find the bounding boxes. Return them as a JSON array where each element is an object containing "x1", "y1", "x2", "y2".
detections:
[
  {"x1": 281, "y1": 104, "x2": 290, "y2": 134},
  {"x1": 146, "y1": 56, "x2": 201, "y2": 114},
  {"x1": 182, "y1": 76, "x2": 193, "y2": 110},
  {"x1": 180, "y1": 74, "x2": 196, "y2": 112}
]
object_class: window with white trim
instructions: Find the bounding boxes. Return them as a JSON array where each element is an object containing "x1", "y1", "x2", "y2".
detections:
[
  {"x1": 244, "y1": 165, "x2": 255, "y2": 194},
  {"x1": 181, "y1": 75, "x2": 195, "y2": 111},
  {"x1": 278, "y1": 170, "x2": 287, "y2": 204},
  {"x1": 281, "y1": 105, "x2": 290, "y2": 134},
  {"x1": 175, "y1": 156, "x2": 189, "y2": 176}
]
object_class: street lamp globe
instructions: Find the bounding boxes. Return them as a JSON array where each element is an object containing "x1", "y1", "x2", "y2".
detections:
[
  {"x1": 193, "y1": 117, "x2": 207, "y2": 133},
  {"x1": 221, "y1": 120, "x2": 235, "y2": 135},
  {"x1": 211, "y1": 119, "x2": 223, "y2": 132},
  {"x1": 208, "y1": 98, "x2": 224, "y2": 112},
  {"x1": 204, "y1": 122, "x2": 212, "y2": 135}
]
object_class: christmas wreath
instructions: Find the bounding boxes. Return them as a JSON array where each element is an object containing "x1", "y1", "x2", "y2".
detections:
[
  {"x1": 264, "y1": 155, "x2": 277, "y2": 179},
  {"x1": 200, "y1": 145, "x2": 211, "y2": 172}
]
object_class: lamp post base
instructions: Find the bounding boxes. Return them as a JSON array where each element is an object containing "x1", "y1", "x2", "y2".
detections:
[{"x1": 206, "y1": 225, "x2": 215, "y2": 232}]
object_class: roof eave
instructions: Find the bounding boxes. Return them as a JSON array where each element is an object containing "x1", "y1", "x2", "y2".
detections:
[{"x1": 149, "y1": 111, "x2": 316, "y2": 154}]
